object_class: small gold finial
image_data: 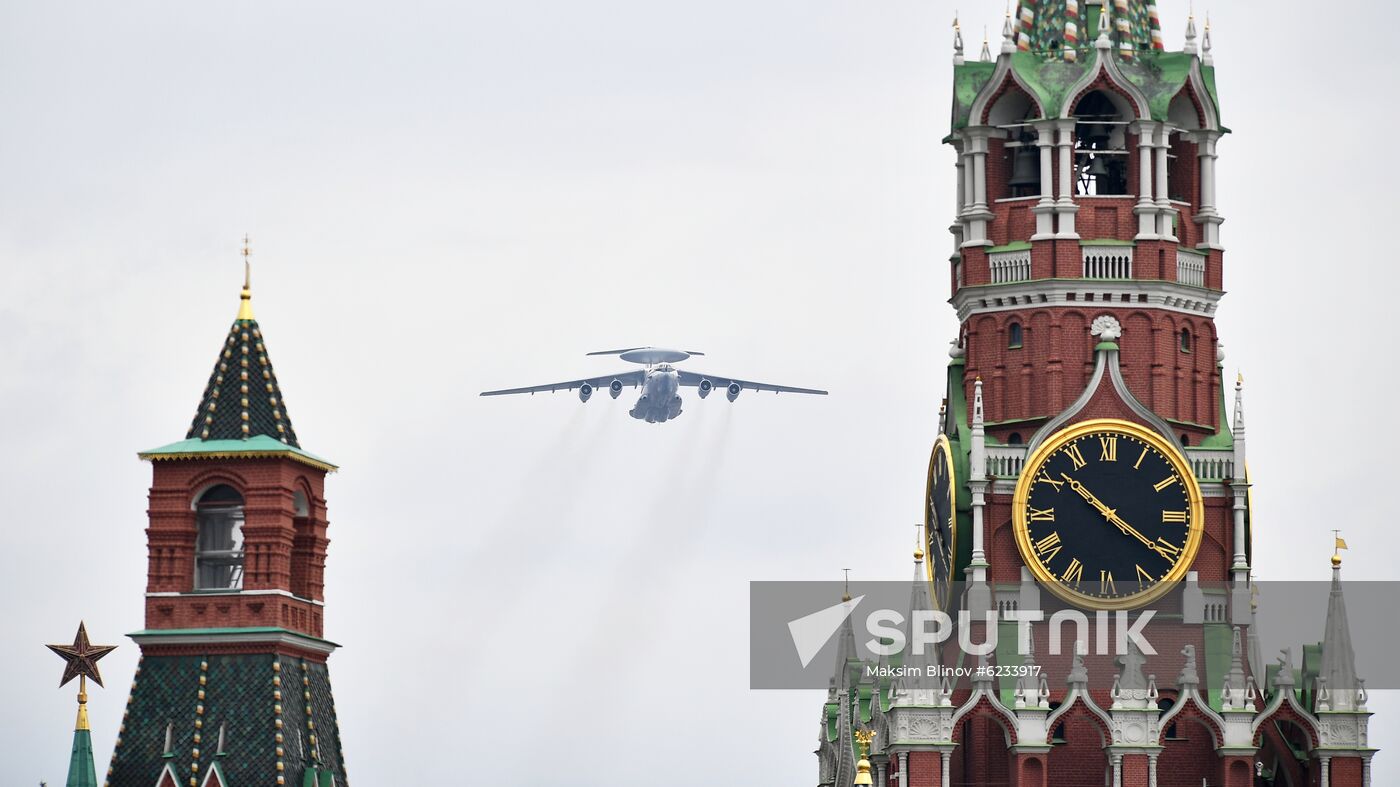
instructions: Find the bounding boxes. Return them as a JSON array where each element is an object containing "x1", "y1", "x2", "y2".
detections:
[
  {"x1": 76, "y1": 677, "x2": 90, "y2": 731},
  {"x1": 853, "y1": 729, "x2": 876, "y2": 785},
  {"x1": 1332, "y1": 531, "x2": 1347, "y2": 568},
  {"x1": 914, "y1": 522, "x2": 925, "y2": 561},
  {"x1": 1236, "y1": 371, "x2": 1244, "y2": 385},
  {"x1": 842, "y1": 568, "x2": 852, "y2": 602},
  {"x1": 238, "y1": 235, "x2": 255, "y2": 321}
]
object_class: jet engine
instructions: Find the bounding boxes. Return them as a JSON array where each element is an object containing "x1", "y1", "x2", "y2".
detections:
[
  {"x1": 697, "y1": 378, "x2": 713, "y2": 399},
  {"x1": 579, "y1": 383, "x2": 593, "y2": 403},
  {"x1": 609, "y1": 379, "x2": 624, "y2": 399},
  {"x1": 726, "y1": 382, "x2": 742, "y2": 402}
]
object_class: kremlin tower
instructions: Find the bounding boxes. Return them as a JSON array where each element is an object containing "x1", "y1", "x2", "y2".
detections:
[
  {"x1": 105, "y1": 258, "x2": 348, "y2": 787},
  {"x1": 815, "y1": 3, "x2": 1376, "y2": 785}
]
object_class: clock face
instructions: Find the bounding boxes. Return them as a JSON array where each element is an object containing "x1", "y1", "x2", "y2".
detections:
[
  {"x1": 1013, "y1": 420, "x2": 1203, "y2": 609},
  {"x1": 925, "y1": 435, "x2": 958, "y2": 610}
]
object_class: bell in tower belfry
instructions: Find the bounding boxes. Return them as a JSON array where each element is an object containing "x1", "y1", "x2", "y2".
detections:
[
  {"x1": 108, "y1": 248, "x2": 348, "y2": 787},
  {"x1": 1007, "y1": 130, "x2": 1041, "y2": 197}
]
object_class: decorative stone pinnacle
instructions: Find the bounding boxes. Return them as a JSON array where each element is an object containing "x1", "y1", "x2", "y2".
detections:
[
  {"x1": 953, "y1": 14, "x2": 965, "y2": 64},
  {"x1": 1001, "y1": 6, "x2": 1017, "y2": 54}
]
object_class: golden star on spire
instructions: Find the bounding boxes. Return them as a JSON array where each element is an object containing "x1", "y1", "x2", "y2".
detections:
[{"x1": 47, "y1": 621, "x2": 117, "y2": 689}]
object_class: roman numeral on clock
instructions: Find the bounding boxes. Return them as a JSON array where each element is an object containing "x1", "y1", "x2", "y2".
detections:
[
  {"x1": 1162, "y1": 510, "x2": 1188, "y2": 523},
  {"x1": 1035, "y1": 472, "x2": 1064, "y2": 491},
  {"x1": 1100, "y1": 570, "x2": 1116, "y2": 596},
  {"x1": 1099, "y1": 436, "x2": 1117, "y2": 462},
  {"x1": 1033, "y1": 531, "x2": 1062, "y2": 563},
  {"x1": 1154, "y1": 538, "x2": 1183, "y2": 559},
  {"x1": 1061, "y1": 558, "x2": 1084, "y2": 585},
  {"x1": 1136, "y1": 564, "x2": 1154, "y2": 588},
  {"x1": 1153, "y1": 475, "x2": 1179, "y2": 492},
  {"x1": 1064, "y1": 444, "x2": 1087, "y2": 470},
  {"x1": 1029, "y1": 507, "x2": 1055, "y2": 522}
]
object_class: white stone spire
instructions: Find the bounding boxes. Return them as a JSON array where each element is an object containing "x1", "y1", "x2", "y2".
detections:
[
  {"x1": 1001, "y1": 8, "x2": 1017, "y2": 55},
  {"x1": 953, "y1": 15, "x2": 965, "y2": 65},
  {"x1": 1096, "y1": 1, "x2": 1112, "y2": 49},
  {"x1": 1229, "y1": 374, "x2": 1250, "y2": 585},
  {"x1": 1221, "y1": 626, "x2": 1256, "y2": 711},
  {"x1": 1013, "y1": 623, "x2": 1050, "y2": 710},
  {"x1": 1201, "y1": 15, "x2": 1213, "y2": 65},
  {"x1": 966, "y1": 377, "x2": 991, "y2": 615},
  {"x1": 1317, "y1": 551, "x2": 1365, "y2": 712},
  {"x1": 980, "y1": 28, "x2": 992, "y2": 62},
  {"x1": 1184, "y1": 10, "x2": 1198, "y2": 55}
]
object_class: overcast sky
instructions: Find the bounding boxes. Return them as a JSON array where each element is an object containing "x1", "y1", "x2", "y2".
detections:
[{"x1": 1, "y1": 1, "x2": 1395, "y2": 783}]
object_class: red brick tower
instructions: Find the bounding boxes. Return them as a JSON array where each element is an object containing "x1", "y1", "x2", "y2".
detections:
[
  {"x1": 106, "y1": 260, "x2": 347, "y2": 787},
  {"x1": 818, "y1": 4, "x2": 1374, "y2": 787}
]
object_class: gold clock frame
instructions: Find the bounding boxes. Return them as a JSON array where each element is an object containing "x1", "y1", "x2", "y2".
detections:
[
  {"x1": 1011, "y1": 418, "x2": 1205, "y2": 610},
  {"x1": 924, "y1": 433, "x2": 958, "y2": 611}
]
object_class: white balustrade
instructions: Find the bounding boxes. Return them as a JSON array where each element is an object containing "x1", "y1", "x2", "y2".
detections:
[
  {"x1": 1176, "y1": 249, "x2": 1206, "y2": 287},
  {"x1": 1082, "y1": 247, "x2": 1133, "y2": 279},
  {"x1": 989, "y1": 249, "x2": 1032, "y2": 284}
]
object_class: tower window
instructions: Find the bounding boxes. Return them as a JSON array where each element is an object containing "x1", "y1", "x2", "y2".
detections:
[
  {"x1": 1048, "y1": 701, "x2": 1066, "y2": 743},
  {"x1": 1158, "y1": 698, "x2": 1184, "y2": 740},
  {"x1": 195, "y1": 484, "x2": 245, "y2": 590},
  {"x1": 1008, "y1": 432, "x2": 1024, "y2": 445},
  {"x1": 1008, "y1": 322, "x2": 1024, "y2": 349},
  {"x1": 1180, "y1": 328, "x2": 1192, "y2": 353}
]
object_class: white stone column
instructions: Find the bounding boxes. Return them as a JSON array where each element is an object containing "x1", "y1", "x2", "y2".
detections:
[
  {"x1": 1148, "y1": 753, "x2": 1158, "y2": 787},
  {"x1": 1032, "y1": 121, "x2": 1057, "y2": 240},
  {"x1": 1055, "y1": 119, "x2": 1079, "y2": 238},
  {"x1": 1132, "y1": 121, "x2": 1159, "y2": 240},
  {"x1": 1319, "y1": 755, "x2": 1331, "y2": 787},
  {"x1": 966, "y1": 379, "x2": 991, "y2": 615},
  {"x1": 962, "y1": 128, "x2": 995, "y2": 247},
  {"x1": 1111, "y1": 752, "x2": 1123, "y2": 787},
  {"x1": 952, "y1": 140, "x2": 967, "y2": 252},
  {"x1": 877, "y1": 760, "x2": 888, "y2": 787},
  {"x1": 897, "y1": 751, "x2": 909, "y2": 787},
  {"x1": 1154, "y1": 125, "x2": 1178, "y2": 242},
  {"x1": 1193, "y1": 130, "x2": 1224, "y2": 250},
  {"x1": 941, "y1": 751, "x2": 951, "y2": 787}
]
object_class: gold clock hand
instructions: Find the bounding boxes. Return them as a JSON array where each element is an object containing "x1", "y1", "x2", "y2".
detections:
[
  {"x1": 1105, "y1": 511, "x2": 1177, "y2": 561},
  {"x1": 1060, "y1": 474, "x2": 1116, "y2": 517},
  {"x1": 1060, "y1": 473, "x2": 1175, "y2": 560}
]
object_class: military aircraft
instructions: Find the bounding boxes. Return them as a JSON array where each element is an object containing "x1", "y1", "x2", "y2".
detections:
[{"x1": 480, "y1": 347, "x2": 827, "y2": 423}]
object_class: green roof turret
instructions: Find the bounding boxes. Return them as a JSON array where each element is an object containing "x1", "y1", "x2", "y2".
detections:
[{"x1": 182, "y1": 240, "x2": 300, "y2": 448}]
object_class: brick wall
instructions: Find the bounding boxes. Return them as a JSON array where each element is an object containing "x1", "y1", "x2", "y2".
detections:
[{"x1": 143, "y1": 456, "x2": 331, "y2": 637}]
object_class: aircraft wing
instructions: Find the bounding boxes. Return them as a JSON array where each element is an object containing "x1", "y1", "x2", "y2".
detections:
[
  {"x1": 676, "y1": 370, "x2": 827, "y2": 396},
  {"x1": 480, "y1": 370, "x2": 646, "y2": 396}
]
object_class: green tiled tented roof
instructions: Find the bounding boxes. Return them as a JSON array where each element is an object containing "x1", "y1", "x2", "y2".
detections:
[
  {"x1": 183, "y1": 285, "x2": 300, "y2": 447},
  {"x1": 107, "y1": 654, "x2": 348, "y2": 787},
  {"x1": 65, "y1": 728, "x2": 98, "y2": 787}
]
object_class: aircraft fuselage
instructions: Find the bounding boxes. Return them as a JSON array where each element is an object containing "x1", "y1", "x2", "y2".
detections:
[{"x1": 630, "y1": 365, "x2": 682, "y2": 423}]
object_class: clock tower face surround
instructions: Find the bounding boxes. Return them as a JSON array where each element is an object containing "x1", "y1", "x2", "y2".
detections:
[
  {"x1": 1012, "y1": 419, "x2": 1204, "y2": 610},
  {"x1": 924, "y1": 434, "x2": 958, "y2": 610}
]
